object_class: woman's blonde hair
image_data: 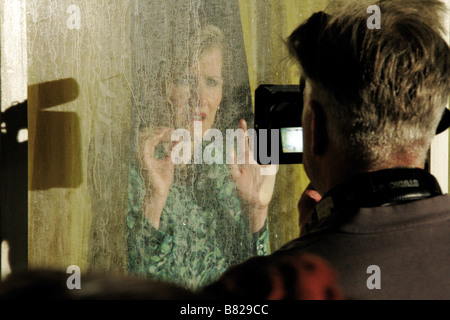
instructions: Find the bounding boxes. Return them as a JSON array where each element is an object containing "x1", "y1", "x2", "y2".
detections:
[{"x1": 199, "y1": 24, "x2": 224, "y2": 56}]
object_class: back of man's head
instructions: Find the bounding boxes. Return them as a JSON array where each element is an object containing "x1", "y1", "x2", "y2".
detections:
[{"x1": 288, "y1": 0, "x2": 450, "y2": 170}]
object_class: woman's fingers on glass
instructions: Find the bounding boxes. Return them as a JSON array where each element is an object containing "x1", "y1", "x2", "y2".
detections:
[
  {"x1": 238, "y1": 118, "x2": 256, "y2": 164},
  {"x1": 238, "y1": 118, "x2": 247, "y2": 131},
  {"x1": 138, "y1": 127, "x2": 175, "y2": 161},
  {"x1": 169, "y1": 134, "x2": 183, "y2": 152},
  {"x1": 228, "y1": 149, "x2": 241, "y2": 180},
  {"x1": 141, "y1": 127, "x2": 174, "y2": 147}
]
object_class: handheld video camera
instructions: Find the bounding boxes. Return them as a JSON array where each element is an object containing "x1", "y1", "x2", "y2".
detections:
[
  {"x1": 254, "y1": 79, "x2": 305, "y2": 165},
  {"x1": 254, "y1": 80, "x2": 450, "y2": 165}
]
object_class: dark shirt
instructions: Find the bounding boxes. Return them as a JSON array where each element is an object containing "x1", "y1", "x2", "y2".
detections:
[{"x1": 273, "y1": 189, "x2": 450, "y2": 299}]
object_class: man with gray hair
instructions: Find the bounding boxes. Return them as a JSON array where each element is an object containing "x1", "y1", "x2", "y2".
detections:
[{"x1": 268, "y1": 0, "x2": 450, "y2": 299}]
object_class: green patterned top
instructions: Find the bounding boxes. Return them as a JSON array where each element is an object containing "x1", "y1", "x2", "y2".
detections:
[{"x1": 127, "y1": 155, "x2": 269, "y2": 290}]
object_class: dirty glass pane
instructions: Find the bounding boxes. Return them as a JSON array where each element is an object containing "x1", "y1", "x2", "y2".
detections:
[
  {"x1": 126, "y1": 0, "x2": 269, "y2": 290},
  {"x1": 238, "y1": 0, "x2": 329, "y2": 255},
  {"x1": 25, "y1": 0, "x2": 330, "y2": 290},
  {"x1": 27, "y1": 0, "x2": 131, "y2": 273}
]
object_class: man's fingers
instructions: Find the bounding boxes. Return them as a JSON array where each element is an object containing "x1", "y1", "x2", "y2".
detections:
[
  {"x1": 298, "y1": 185, "x2": 322, "y2": 230},
  {"x1": 303, "y1": 188, "x2": 322, "y2": 203}
]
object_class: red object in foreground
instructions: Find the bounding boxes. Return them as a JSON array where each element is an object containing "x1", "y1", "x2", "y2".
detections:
[{"x1": 203, "y1": 253, "x2": 344, "y2": 300}]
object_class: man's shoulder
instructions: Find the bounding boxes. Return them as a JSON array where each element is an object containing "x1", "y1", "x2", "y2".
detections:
[
  {"x1": 325, "y1": 193, "x2": 450, "y2": 232},
  {"x1": 274, "y1": 193, "x2": 450, "y2": 254},
  {"x1": 270, "y1": 194, "x2": 450, "y2": 299}
]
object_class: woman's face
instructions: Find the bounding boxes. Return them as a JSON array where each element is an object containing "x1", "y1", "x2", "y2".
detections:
[{"x1": 170, "y1": 46, "x2": 223, "y2": 137}]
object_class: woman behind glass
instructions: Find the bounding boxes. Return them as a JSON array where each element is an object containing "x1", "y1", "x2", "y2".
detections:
[{"x1": 127, "y1": 24, "x2": 276, "y2": 290}]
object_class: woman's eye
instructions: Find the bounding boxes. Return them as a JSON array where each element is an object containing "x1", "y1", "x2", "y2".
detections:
[{"x1": 206, "y1": 78, "x2": 221, "y2": 87}]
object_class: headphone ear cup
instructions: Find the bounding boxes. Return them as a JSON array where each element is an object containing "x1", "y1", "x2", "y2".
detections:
[{"x1": 436, "y1": 108, "x2": 450, "y2": 135}]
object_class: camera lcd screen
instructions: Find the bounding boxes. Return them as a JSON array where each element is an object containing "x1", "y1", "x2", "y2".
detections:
[
  {"x1": 281, "y1": 127, "x2": 303, "y2": 153},
  {"x1": 254, "y1": 84, "x2": 304, "y2": 164},
  {"x1": 254, "y1": 80, "x2": 450, "y2": 165}
]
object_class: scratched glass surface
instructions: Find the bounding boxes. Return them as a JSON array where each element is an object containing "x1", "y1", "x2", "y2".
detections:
[
  {"x1": 26, "y1": 0, "x2": 322, "y2": 290},
  {"x1": 126, "y1": 0, "x2": 267, "y2": 290}
]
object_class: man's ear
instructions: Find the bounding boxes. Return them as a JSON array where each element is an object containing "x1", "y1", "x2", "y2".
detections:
[{"x1": 309, "y1": 100, "x2": 328, "y2": 155}]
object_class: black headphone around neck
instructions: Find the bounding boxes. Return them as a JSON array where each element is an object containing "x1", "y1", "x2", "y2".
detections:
[{"x1": 310, "y1": 168, "x2": 443, "y2": 225}]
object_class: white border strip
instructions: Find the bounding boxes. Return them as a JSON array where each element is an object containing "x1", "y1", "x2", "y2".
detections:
[
  {"x1": 0, "y1": 0, "x2": 27, "y2": 280},
  {"x1": 430, "y1": 0, "x2": 450, "y2": 194},
  {"x1": 1, "y1": 0, "x2": 27, "y2": 112}
]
